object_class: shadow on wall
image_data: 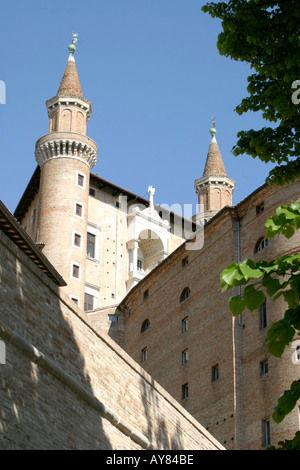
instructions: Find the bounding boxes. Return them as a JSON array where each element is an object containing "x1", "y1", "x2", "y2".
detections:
[
  {"x1": 0, "y1": 236, "x2": 112, "y2": 450},
  {"x1": 140, "y1": 376, "x2": 184, "y2": 450}
]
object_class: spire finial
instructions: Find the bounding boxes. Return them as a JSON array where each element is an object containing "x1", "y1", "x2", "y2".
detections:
[
  {"x1": 68, "y1": 33, "x2": 78, "y2": 61},
  {"x1": 210, "y1": 117, "x2": 217, "y2": 141}
]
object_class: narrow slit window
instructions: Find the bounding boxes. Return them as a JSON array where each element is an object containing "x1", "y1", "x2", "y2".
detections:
[
  {"x1": 212, "y1": 364, "x2": 219, "y2": 382},
  {"x1": 182, "y1": 349, "x2": 188, "y2": 365},
  {"x1": 259, "y1": 302, "x2": 267, "y2": 330},
  {"x1": 262, "y1": 420, "x2": 271, "y2": 447},
  {"x1": 182, "y1": 317, "x2": 188, "y2": 333},
  {"x1": 182, "y1": 383, "x2": 189, "y2": 400},
  {"x1": 141, "y1": 347, "x2": 147, "y2": 362}
]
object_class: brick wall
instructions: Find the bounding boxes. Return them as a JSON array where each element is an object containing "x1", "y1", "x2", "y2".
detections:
[
  {"x1": 0, "y1": 227, "x2": 223, "y2": 450},
  {"x1": 122, "y1": 180, "x2": 300, "y2": 450}
]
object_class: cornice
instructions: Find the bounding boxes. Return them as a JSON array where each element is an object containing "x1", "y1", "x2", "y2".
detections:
[{"x1": 35, "y1": 132, "x2": 98, "y2": 170}]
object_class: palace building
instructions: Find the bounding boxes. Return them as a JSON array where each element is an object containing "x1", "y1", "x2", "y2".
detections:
[{"x1": 1, "y1": 38, "x2": 299, "y2": 450}]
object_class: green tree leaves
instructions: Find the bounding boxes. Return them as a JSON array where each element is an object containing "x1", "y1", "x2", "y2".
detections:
[
  {"x1": 265, "y1": 201, "x2": 300, "y2": 238},
  {"x1": 202, "y1": 0, "x2": 300, "y2": 185},
  {"x1": 273, "y1": 380, "x2": 300, "y2": 424}
]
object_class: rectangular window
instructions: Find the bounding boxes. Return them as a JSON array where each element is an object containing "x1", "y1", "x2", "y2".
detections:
[
  {"x1": 137, "y1": 259, "x2": 143, "y2": 271},
  {"x1": 75, "y1": 203, "x2": 83, "y2": 217},
  {"x1": 262, "y1": 419, "x2": 271, "y2": 447},
  {"x1": 182, "y1": 317, "x2": 188, "y2": 333},
  {"x1": 260, "y1": 360, "x2": 269, "y2": 375},
  {"x1": 108, "y1": 315, "x2": 119, "y2": 323},
  {"x1": 89, "y1": 187, "x2": 96, "y2": 197},
  {"x1": 212, "y1": 364, "x2": 219, "y2": 382},
  {"x1": 256, "y1": 203, "x2": 264, "y2": 215},
  {"x1": 74, "y1": 232, "x2": 81, "y2": 247},
  {"x1": 84, "y1": 293, "x2": 94, "y2": 311},
  {"x1": 143, "y1": 289, "x2": 149, "y2": 300},
  {"x1": 72, "y1": 264, "x2": 80, "y2": 279},
  {"x1": 182, "y1": 383, "x2": 189, "y2": 400},
  {"x1": 77, "y1": 173, "x2": 85, "y2": 187},
  {"x1": 259, "y1": 302, "x2": 267, "y2": 330},
  {"x1": 141, "y1": 347, "x2": 147, "y2": 362},
  {"x1": 87, "y1": 232, "x2": 96, "y2": 258},
  {"x1": 116, "y1": 201, "x2": 120, "y2": 208},
  {"x1": 182, "y1": 349, "x2": 188, "y2": 365},
  {"x1": 182, "y1": 257, "x2": 188, "y2": 267}
]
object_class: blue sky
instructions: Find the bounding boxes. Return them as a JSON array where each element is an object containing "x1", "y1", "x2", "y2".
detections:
[{"x1": 0, "y1": 0, "x2": 274, "y2": 215}]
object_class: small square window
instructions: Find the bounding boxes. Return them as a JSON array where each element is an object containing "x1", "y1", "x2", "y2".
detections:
[
  {"x1": 256, "y1": 203, "x2": 264, "y2": 215},
  {"x1": 182, "y1": 383, "x2": 189, "y2": 400},
  {"x1": 141, "y1": 347, "x2": 147, "y2": 362},
  {"x1": 89, "y1": 187, "x2": 96, "y2": 197},
  {"x1": 212, "y1": 364, "x2": 219, "y2": 382},
  {"x1": 182, "y1": 257, "x2": 188, "y2": 267},
  {"x1": 75, "y1": 203, "x2": 83, "y2": 217}
]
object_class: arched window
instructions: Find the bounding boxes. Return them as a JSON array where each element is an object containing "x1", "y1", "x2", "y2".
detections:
[
  {"x1": 254, "y1": 238, "x2": 269, "y2": 254},
  {"x1": 141, "y1": 319, "x2": 150, "y2": 333},
  {"x1": 180, "y1": 287, "x2": 191, "y2": 303}
]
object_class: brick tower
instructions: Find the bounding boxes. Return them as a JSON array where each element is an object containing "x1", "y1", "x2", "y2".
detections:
[
  {"x1": 35, "y1": 35, "x2": 98, "y2": 307},
  {"x1": 194, "y1": 123, "x2": 235, "y2": 223}
]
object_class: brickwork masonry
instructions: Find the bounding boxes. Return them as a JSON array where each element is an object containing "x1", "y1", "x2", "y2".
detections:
[{"x1": 0, "y1": 227, "x2": 223, "y2": 450}]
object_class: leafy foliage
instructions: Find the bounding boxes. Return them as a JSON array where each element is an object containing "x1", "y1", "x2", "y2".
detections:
[
  {"x1": 268, "y1": 430, "x2": 300, "y2": 450},
  {"x1": 220, "y1": 202, "x2": 300, "y2": 446},
  {"x1": 202, "y1": 0, "x2": 300, "y2": 185}
]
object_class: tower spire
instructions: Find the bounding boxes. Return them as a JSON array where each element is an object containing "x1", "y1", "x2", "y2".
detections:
[
  {"x1": 194, "y1": 122, "x2": 235, "y2": 223},
  {"x1": 202, "y1": 121, "x2": 227, "y2": 178},
  {"x1": 57, "y1": 33, "x2": 83, "y2": 98}
]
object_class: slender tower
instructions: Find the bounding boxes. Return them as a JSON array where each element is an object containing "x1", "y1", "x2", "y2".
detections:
[
  {"x1": 35, "y1": 35, "x2": 98, "y2": 307},
  {"x1": 194, "y1": 123, "x2": 235, "y2": 223}
]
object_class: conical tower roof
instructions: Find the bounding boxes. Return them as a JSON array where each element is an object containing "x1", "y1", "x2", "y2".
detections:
[
  {"x1": 57, "y1": 38, "x2": 83, "y2": 97},
  {"x1": 202, "y1": 125, "x2": 227, "y2": 177}
]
